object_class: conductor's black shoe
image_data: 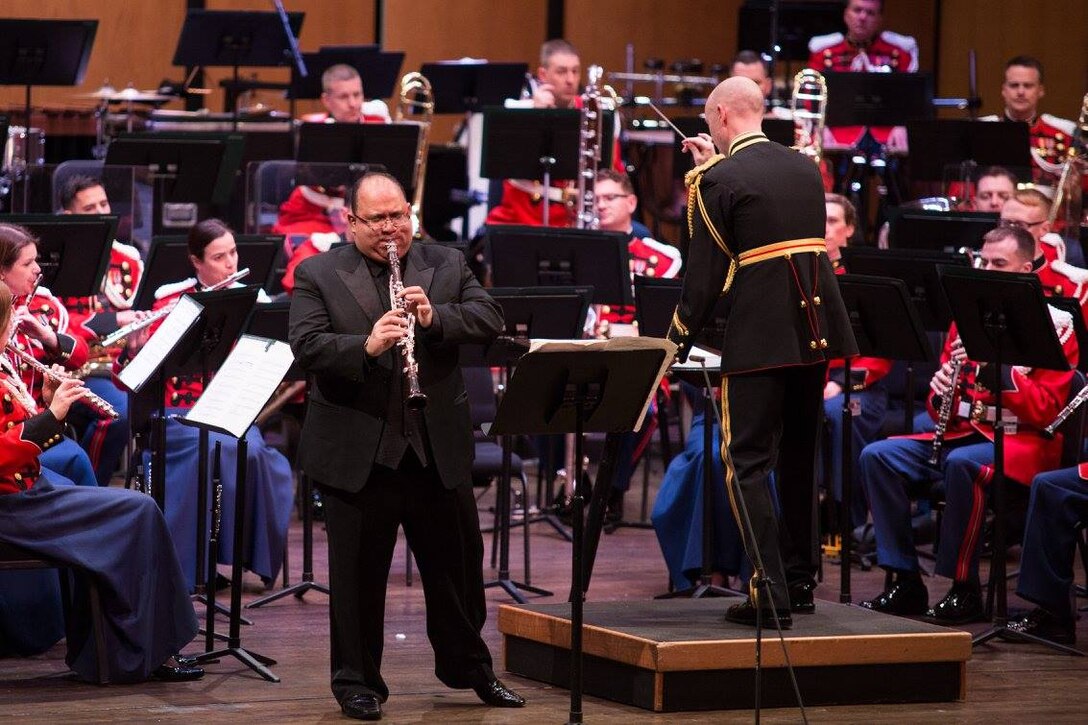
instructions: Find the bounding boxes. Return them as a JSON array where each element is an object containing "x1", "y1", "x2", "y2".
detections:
[
  {"x1": 724, "y1": 599, "x2": 793, "y2": 629},
  {"x1": 925, "y1": 581, "x2": 985, "y2": 625},
  {"x1": 341, "y1": 694, "x2": 383, "y2": 721},
  {"x1": 151, "y1": 662, "x2": 205, "y2": 682},
  {"x1": 788, "y1": 580, "x2": 817, "y2": 614},
  {"x1": 1006, "y1": 607, "x2": 1077, "y2": 645},
  {"x1": 473, "y1": 678, "x2": 526, "y2": 708},
  {"x1": 859, "y1": 574, "x2": 928, "y2": 616}
]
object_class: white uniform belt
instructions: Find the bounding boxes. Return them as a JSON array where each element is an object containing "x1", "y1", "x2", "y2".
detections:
[{"x1": 957, "y1": 400, "x2": 1017, "y2": 425}]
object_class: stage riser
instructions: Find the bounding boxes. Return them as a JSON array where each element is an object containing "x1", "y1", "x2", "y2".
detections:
[{"x1": 507, "y1": 636, "x2": 964, "y2": 712}]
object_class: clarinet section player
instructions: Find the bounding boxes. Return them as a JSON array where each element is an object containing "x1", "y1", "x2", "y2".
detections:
[
  {"x1": 0, "y1": 280, "x2": 202, "y2": 683},
  {"x1": 289, "y1": 171, "x2": 524, "y2": 721},
  {"x1": 114, "y1": 219, "x2": 293, "y2": 592},
  {"x1": 0, "y1": 224, "x2": 98, "y2": 489}
]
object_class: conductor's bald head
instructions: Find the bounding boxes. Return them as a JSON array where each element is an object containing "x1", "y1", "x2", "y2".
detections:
[{"x1": 705, "y1": 77, "x2": 765, "y2": 153}]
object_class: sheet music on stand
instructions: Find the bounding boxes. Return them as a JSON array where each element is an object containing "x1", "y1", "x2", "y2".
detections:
[
  {"x1": 525, "y1": 337, "x2": 675, "y2": 431},
  {"x1": 117, "y1": 296, "x2": 203, "y2": 393},
  {"x1": 181, "y1": 335, "x2": 294, "y2": 439},
  {"x1": 671, "y1": 344, "x2": 721, "y2": 372}
]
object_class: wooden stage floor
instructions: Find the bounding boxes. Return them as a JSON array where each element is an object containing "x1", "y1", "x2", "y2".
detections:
[{"x1": 3, "y1": 480, "x2": 1088, "y2": 723}]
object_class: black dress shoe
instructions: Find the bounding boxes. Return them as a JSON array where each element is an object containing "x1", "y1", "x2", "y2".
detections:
[
  {"x1": 472, "y1": 678, "x2": 526, "y2": 708},
  {"x1": 341, "y1": 694, "x2": 383, "y2": 721},
  {"x1": 724, "y1": 599, "x2": 792, "y2": 629},
  {"x1": 859, "y1": 575, "x2": 928, "y2": 616},
  {"x1": 1007, "y1": 607, "x2": 1077, "y2": 645},
  {"x1": 788, "y1": 580, "x2": 816, "y2": 614},
  {"x1": 151, "y1": 663, "x2": 205, "y2": 682},
  {"x1": 925, "y1": 581, "x2": 985, "y2": 625}
]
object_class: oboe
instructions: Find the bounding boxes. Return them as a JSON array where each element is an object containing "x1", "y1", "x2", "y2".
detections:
[
  {"x1": 1044, "y1": 384, "x2": 1088, "y2": 437},
  {"x1": 383, "y1": 241, "x2": 427, "y2": 409},
  {"x1": 5, "y1": 343, "x2": 120, "y2": 419}
]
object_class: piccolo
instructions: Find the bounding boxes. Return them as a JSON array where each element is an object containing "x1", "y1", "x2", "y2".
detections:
[
  {"x1": 5, "y1": 344, "x2": 119, "y2": 419},
  {"x1": 98, "y1": 268, "x2": 250, "y2": 348},
  {"x1": 1044, "y1": 384, "x2": 1088, "y2": 437}
]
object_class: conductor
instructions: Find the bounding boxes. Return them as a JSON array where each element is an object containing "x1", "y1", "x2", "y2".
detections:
[
  {"x1": 671, "y1": 78, "x2": 857, "y2": 628},
  {"x1": 288, "y1": 172, "x2": 525, "y2": 721}
]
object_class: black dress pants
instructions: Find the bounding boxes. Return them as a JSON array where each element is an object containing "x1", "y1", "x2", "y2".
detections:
[
  {"x1": 319, "y1": 452, "x2": 494, "y2": 702},
  {"x1": 721, "y1": 362, "x2": 827, "y2": 610}
]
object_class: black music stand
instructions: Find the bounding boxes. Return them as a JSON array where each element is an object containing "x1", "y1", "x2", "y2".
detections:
[
  {"x1": 480, "y1": 108, "x2": 615, "y2": 227},
  {"x1": 0, "y1": 214, "x2": 115, "y2": 297},
  {"x1": 938, "y1": 267, "x2": 1075, "y2": 656},
  {"x1": 244, "y1": 302, "x2": 331, "y2": 608},
  {"x1": 288, "y1": 49, "x2": 403, "y2": 103},
  {"x1": 825, "y1": 72, "x2": 935, "y2": 128},
  {"x1": 835, "y1": 275, "x2": 933, "y2": 603},
  {"x1": 888, "y1": 208, "x2": 999, "y2": 252},
  {"x1": 489, "y1": 340, "x2": 671, "y2": 724},
  {"x1": 840, "y1": 247, "x2": 970, "y2": 432},
  {"x1": 906, "y1": 120, "x2": 1033, "y2": 186},
  {"x1": 105, "y1": 134, "x2": 243, "y2": 235},
  {"x1": 180, "y1": 334, "x2": 293, "y2": 682},
  {"x1": 633, "y1": 277, "x2": 740, "y2": 599},
  {"x1": 172, "y1": 9, "x2": 305, "y2": 127},
  {"x1": 132, "y1": 234, "x2": 279, "y2": 310},
  {"x1": 420, "y1": 62, "x2": 528, "y2": 114},
  {"x1": 297, "y1": 123, "x2": 419, "y2": 194},
  {"x1": 0, "y1": 19, "x2": 97, "y2": 211}
]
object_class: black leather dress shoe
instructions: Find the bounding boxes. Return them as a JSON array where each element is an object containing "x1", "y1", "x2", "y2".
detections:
[
  {"x1": 341, "y1": 694, "x2": 383, "y2": 721},
  {"x1": 925, "y1": 581, "x2": 985, "y2": 625},
  {"x1": 724, "y1": 599, "x2": 793, "y2": 629},
  {"x1": 859, "y1": 575, "x2": 928, "y2": 616},
  {"x1": 788, "y1": 580, "x2": 816, "y2": 614},
  {"x1": 151, "y1": 663, "x2": 205, "y2": 682},
  {"x1": 1007, "y1": 607, "x2": 1076, "y2": 645},
  {"x1": 472, "y1": 678, "x2": 526, "y2": 708}
]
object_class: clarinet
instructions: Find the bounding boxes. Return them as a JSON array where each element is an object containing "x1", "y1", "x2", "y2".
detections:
[
  {"x1": 383, "y1": 241, "x2": 427, "y2": 409},
  {"x1": 5, "y1": 343, "x2": 120, "y2": 419},
  {"x1": 928, "y1": 359, "x2": 964, "y2": 466},
  {"x1": 1044, "y1": 384, "x2": 1088, "y2": 437}
]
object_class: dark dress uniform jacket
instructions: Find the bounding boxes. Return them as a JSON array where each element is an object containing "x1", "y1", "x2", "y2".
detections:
[
  {"x1": 289, "y1": 242, "x2": 504, "y2": 491},
  {"x1": 669, "y1": 131, "x2": 857, "y2": 370}
]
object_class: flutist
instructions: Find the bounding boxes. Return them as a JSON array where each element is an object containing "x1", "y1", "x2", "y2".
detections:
[
  {"x1": 0, "y1": 224, "x2": 97, "y2": 489},
  {"x1": 859, "y1": 225, "x2": 1079, "y2": 625},
  {"x1": 289, "y1": 172, "x2": 523, "y2": 722}
]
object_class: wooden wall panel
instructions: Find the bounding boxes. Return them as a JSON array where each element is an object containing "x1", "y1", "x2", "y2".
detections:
[{"x1": 937, "y1": 0, "x2": 1088, "y2": 119}]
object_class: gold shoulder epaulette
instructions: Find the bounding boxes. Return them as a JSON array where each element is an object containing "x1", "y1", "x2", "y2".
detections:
[{"x1": 683, "y1": 153, "x2": 725, "y2": 189}]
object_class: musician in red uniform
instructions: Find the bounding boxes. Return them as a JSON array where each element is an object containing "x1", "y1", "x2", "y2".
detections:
[
  {"x1": 302, "y1": 63, "x2": 392, "y2": 125},
  {"x1": 822, "y1": 195, "x2": 892, "y2": 530},
  {"x1": 0, "y1": 280, "x2": 203, "y2": 683},
  {"x1": 0, "y1": 224, "x2": 95, "y2": 489},
  {"x1": 58, "y1": 175, "x2": 145, "y2": 485},
  {"x1": 1001, "y1": 189, "x2": 1088, "y2": 305},
  {"x1": 116, "y1": 219, "x2": 293, "y2": 592},
  {"x1": 807, "y1": 0, "x2": 917, "y2": 148},
  {"x1": 858, "y1": 226, "x2": 1078, "y2": 622},
  {"x1": 980, "y1": 56, "x2": 1084, "y2": 197}
]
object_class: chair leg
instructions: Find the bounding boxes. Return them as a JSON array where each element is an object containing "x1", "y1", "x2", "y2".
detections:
[
  {"x1": 87, "y1": 577, "x2": 110, "y2": 685},
  {"x1": 519, "y1": 473, "x2": 532, "y2": 584}
]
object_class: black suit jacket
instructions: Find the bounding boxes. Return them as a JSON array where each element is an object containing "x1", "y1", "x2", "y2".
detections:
[{"x1": 289, "y1": 242, "x2": 504, "y2": 491}]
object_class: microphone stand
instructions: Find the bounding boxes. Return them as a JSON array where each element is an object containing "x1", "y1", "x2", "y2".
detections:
[{"x1": 698, "y1": 360, "x2": 807, "y2": 724}]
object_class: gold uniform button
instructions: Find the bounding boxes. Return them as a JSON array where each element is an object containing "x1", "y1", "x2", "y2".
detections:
[
  {"x1": 820, "y1": 338, "x2": 829, "y2": 349},
  {"x1": 1056, "y1": 285, "x2": 1064, "y2": 295},
  {"x1": 121, "y1": 261, "x2": 131, "y2": 271},
  {"x1": 800, "y1": 300, "x2": 807, "y2": 309},
  {"x1": 601, "y1": 305, "x2": 611, "y2": 314},
  {"x1": 784, "y1": 253, "x2": 791, "y2": 260},
  {"x1": 123, "y1": 274, "x2": 132, "y2": 283},
  {"x1": 41, "y1": 305, "x2": 50, "y2": 313},
  {"x1": 2, "y1": 394, "x2": 9, "y2": 402},
  {"x1": 813, "y1": 296, "x2": 822, "y2": 305},
  {"x1": 14, "y1": 473, "x2": 22, "y2": 481},
  {"x1": 809, "y1": 340, "x2": 818, "y2": 350},
  {"x1": 648, "y1": 255, "x2": 659, "y2": 265},
  {"x1": 6, "y1": 421, "x2": 14, "y2": 429},
  {"x1": 645, "y1": 268, "x2": 656, "y2": 277}
]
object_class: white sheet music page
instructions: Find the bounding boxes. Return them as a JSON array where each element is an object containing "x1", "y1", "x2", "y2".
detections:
[
  {"x1": 117, "y1": 295, "x2": 203, "y2": 393},
  {"x1": 671, "y1": 344, "x2": 722, "y2": 372},
  {"x1": 184, "y1": 335, "x2": 295, "y2": 439}
]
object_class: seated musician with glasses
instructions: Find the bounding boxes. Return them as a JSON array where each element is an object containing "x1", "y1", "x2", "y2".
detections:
[
  {"x1": 0, "y1": 280, "x2": 202, "y2": 683},
  {"x1": 114, "y1": 219, "x2": 293, "y2": 593},
  {"x1": 1001, "y1": 188, "x2": 1088, "y2": 295},
  {"x1": 858, "y1": 226, "x2": 1078, "y2": 623},
  {"x1": 0, "y1": 224, "x2": 96, "y2": 489}
]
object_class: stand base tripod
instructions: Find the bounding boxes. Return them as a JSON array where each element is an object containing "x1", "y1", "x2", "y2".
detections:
[{"x1": 974, "y1": 624, "x2": 1085, "y2": 657}]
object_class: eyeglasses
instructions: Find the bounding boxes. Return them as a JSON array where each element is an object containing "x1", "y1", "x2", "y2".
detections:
[
  {"x1": 349, "y1": 211, "x2": 411, "y2": 230},
  {"x1": 999, "y1": 218, "x2": 1046, "y2": 230},
  {"x1": 596, "y1": 193, "x2": 631, "y2": 203}
]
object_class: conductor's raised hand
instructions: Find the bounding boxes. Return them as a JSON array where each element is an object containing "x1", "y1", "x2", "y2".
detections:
[
  {"x1": 681, "y1": 133, "x2": 716, "y2": 167},
  {"x1": 398, "y1": 285, "x2": 432, "y2": 328},
  {"x1": 364, "y1": 309, "x2": 410, "y2": 357},
  {"x1": 47, "y1": 376, "x2": 86, "y2": 421}
]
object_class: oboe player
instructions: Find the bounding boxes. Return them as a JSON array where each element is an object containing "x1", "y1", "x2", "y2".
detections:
[
  {"x1": 859, "y1": 225, "x2": 1078, "y2": 623},
  {"x1": 290, "y1": 172, "x2": 523, "y2": 721}
]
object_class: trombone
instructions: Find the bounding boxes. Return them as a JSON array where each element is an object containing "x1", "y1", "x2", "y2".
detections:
[{"x1": 395, "y1": 72, "x2": 435, "y2": 239}]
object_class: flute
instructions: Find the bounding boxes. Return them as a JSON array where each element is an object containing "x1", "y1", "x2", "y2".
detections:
[
  {"x1": 6, "y1": 344, "x2": 120, "y2": 420},
  {"x1": 1044, "y1": 384, "x2": 1088, "y2": 437}
]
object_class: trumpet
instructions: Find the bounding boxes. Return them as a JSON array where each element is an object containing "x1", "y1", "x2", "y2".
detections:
[
  {"x1": 395, "y1": 72, "x2": 434, "y2": 239},
  {"x1": 6, "y1": 343, "x2": 119, "y2": 419},
  {"x1": 98, "y1": 268, "x2": 250, "y2": 348}
]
